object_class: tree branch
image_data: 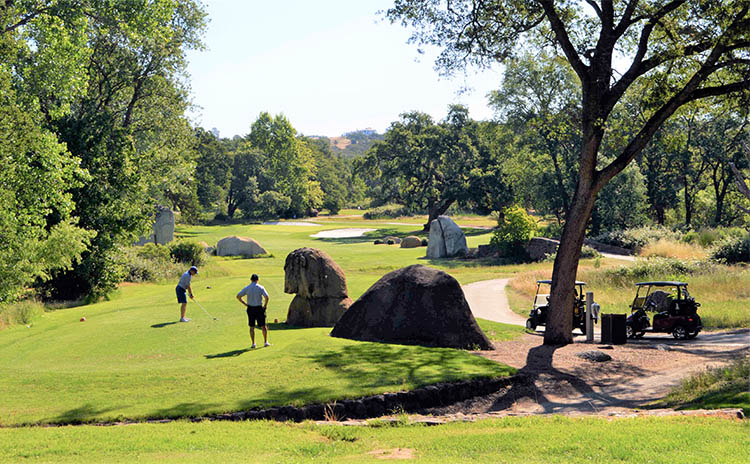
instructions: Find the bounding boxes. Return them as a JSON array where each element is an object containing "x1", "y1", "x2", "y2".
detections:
[{"x1": 537, "y1": 0, "x2": 588, "y2": 82}]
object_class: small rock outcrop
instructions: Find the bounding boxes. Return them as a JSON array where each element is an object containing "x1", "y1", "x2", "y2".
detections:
[
  {"x1": 426, "y1": 216, "x2": 468, "y2": 259},
  {"x1": 284, "y1": 248, "x2": 352, "y2": 327},
  {"x1": 576, "y1": 350, "x2": 612, "y2": 362},
  {"x1": 216, "y1": 236, "x2": 267, "y2": 257},
  {"x1": 525, "y1": 237, "x2": 558, "y2": 261},
  {"x1": 400, "y1": 236, "x2": 422, "y2": 248},
  {"x1": 331, "y1": 264, "x2": 493, "y2": 350}
]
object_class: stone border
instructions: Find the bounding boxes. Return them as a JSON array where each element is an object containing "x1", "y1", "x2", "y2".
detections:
[{"x1": 197, "y1": 376, "x2": 516, "y2": 423}]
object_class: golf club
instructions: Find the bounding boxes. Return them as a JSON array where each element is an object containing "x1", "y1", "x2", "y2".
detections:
[{"x1": 193, "y1": 297, "x2": 217, "y2": 320}]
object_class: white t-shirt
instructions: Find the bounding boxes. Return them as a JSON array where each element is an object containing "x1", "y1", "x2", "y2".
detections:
[{"x1": 237, "y1": 282, "x2": 268, "y2": 307}]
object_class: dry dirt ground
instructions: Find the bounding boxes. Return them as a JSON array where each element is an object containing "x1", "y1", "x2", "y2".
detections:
[{"x1": 418, "y1": 330, "x2": 749, "y2": 417}]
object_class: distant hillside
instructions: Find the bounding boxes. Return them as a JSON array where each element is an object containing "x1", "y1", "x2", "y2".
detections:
[{"x1": 311, "y1": 129, "x2": 383, "y2": 158}]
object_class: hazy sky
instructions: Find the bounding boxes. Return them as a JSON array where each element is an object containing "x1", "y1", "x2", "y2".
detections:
[{"x1": 185, "y1": 0, "x2": 503, "y2": 138}]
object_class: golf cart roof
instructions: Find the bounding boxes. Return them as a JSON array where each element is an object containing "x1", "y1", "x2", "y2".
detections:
[
  {"x1": 536, "y1": 280, "x2": 586, "y2": 285},
  {"x1": 635, "y1": 281, "x2": 687, "y2": 287}
]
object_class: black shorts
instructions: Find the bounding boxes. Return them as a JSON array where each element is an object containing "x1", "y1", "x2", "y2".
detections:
[
  {"x1": 246, "y1": 306, "x2": 266, "y2": 327},
  {"x1": 176, "y1": 286, "x2": 187, "y2": 304}
]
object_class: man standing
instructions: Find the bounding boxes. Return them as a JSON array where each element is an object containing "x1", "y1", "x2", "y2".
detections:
[
  {"x1": 176, "y1": 266, "x2": 198, "y2": 322},
  {"x1": 236, "y1": 273, "x2": 270, "y2": 348}
]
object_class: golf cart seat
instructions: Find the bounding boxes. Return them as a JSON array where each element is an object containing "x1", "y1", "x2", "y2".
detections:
[{"x1": 645, "y1": 290, "x2": 670, "y2": 312}]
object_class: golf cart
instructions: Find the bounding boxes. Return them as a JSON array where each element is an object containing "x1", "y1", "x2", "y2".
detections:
[
  {"x1": 625, "y1": 281, "x2": 702, "y2": 340},
  {"x1": 526, "y1": 280, "x2": 588, "y2": 333}
]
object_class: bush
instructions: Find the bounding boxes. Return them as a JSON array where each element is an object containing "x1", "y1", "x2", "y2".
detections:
[
  {"x1": 490, "y1": 206, "x2": 537, "y2": 257},
  {"x1": 213, "y1": 212, "x2": 229, "y2": 222},
  {"x1": 543, "y1": 245, "x2": 600, "y2": 262},
  {"x1": 684, "y1": 227, "x2": 747, "y2": 248},
  {"x1": 540, "y1": 221, "x2": 564, "y2": 239},
  {"x1": 421, "y1": 238, "x2": 428, "y2": 246},
  {"x1": 710, "y1": 235, "x2": 750, "y2": 264},
  {"x1": 590, "y1": 226, "x2": 681, "y2": 251},
  {"x1": 601, "y1": 258, "x2": 716, "y2": 287},
  {"x1": 363, "y1": 204, "x2": 414, "y2": 219},
  {"x1": 386, "y1": 239, "x2": 394, "y2": 245},
  {"x1": 374, "y1": 239, "x2": 383, "y2": 245},
  {"x1": 122, "y1": 246, "x2": 181, "y2": 283},
  {"x1": 169, "y1": 241, "x2": 207, "y2": 266}
]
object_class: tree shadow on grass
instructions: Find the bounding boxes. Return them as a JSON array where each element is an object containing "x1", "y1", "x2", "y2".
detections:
[
  {"x1": 152, "y1": 402, "x2": 221, "y2": 420},
  {"x1": 205, "y1": 348, "x2": 251, "y2": 359},
  {"x1": 51, "y1": 403, "x2": 123, "y2": 425},
  {"x1": 312, "y1": 227, "x2": 421, "y2": 245}
]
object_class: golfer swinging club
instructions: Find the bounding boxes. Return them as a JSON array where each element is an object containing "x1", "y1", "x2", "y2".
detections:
[
  {"x1": 176, "y1": 266, "x2": 198, "y2": 322},
  {"x1": 236, "y1": 273, "x2": 270, "y2": 348}
]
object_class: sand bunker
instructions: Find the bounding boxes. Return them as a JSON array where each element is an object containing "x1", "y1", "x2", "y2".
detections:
[{"x1": 311, "y1": 228, "x2": 375, "y2": 238}]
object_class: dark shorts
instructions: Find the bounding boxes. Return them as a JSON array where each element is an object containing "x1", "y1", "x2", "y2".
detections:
[
  {"x1": 176, "y1": 286, "x2": 187, "y2": 304},
  {"x1": 246, "y1": 306, "x2": 266, "y2": 328}
]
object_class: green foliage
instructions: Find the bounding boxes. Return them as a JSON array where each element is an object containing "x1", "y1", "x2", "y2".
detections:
[
  {"x1": 169, "y1": 242, "x2": 206, "y2": 266},
  {"x1": 0, "y1": 68, "x2": 94, "y2": 303},
  {"x1": 591, "y1": 226, "x2": 682, "y2": 252},
  {"x1": 0, "y1": 300, "x2": 46, "y2": 329},
  {"x1": 194, "y1": 128, "x2": 231, "y2": 208},
  {"x1": 253, "y1": 191, "x2": 292, "y2": 220},
  {"x1": 490, "y1": 206, "x2": 536, "y2": 257},
  {"x1": 710, "y1": 235, "x2": 750, "y2": 264},
  {"x1": 122, "y1": 245, "x2": 181, "y2": 283},
  {"x1": 602, "y1": 258, "x2": 717, "y2": 287},
  {"x1": 543, "y1": 245, "x2": 601, "y2": 263},
  {"x1": 684, "y1": 227, "x2": 747, "y2": 248},
  {"x1": 363, "y1": 204, "x2": 414, "y2": 219}
]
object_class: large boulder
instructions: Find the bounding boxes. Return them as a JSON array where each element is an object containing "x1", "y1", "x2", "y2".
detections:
[
  {"x1": 426, "y1": 216, "x2": 468, "y2": 259},
  {"x1": 135, "y1": 206, "x2": 175, "y2": 246},
  {"x1": 286, "y1": 295, "x2": 353, "y2": 327},
  {"x1": 331, "y1": 264, "x2": 493, "y2": 350},
  {"x1": 216, "y1": 236, "x2": 267, "y2": 257},
  {"x1": 284, "y1": 248, "x2": 351, "y2": 326}
]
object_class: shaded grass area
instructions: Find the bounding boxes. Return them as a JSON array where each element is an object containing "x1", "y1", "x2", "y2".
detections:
[
  {"x1": 1, "y1": 416, "x2": 747, "y2": 463},
  {"x1": 475, "y1": 318, "x2": 527, "y2": 342},
  {"x1": 506, "y1": 259, "x2": 750, "y2": 328},
  {"x1": 653, "y1": 355, "x2": 750, "y2": 414}
]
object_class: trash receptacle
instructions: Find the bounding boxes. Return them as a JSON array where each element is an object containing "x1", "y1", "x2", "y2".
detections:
[{"x1": 601, "y1": 314, "x2": 627, "y2": 345}]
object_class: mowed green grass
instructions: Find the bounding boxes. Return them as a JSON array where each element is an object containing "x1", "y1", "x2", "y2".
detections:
[
  {"x1": 0, "y1": 222, "x2": 528, "y2": 426},
  {"x1": 1, "y1": 416, "x2": 747, "y2": 463}
]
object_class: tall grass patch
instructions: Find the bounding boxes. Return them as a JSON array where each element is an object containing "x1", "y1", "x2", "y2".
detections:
[
  {"x1": 654, "y1": 355, "x2": 750, "y2": 413},
  {"x1": 0, "y1": 300, "x2": 45, "y2": 329},
  {"x1": 639, "y1": 239, "x2": 707, "y2": 259}
]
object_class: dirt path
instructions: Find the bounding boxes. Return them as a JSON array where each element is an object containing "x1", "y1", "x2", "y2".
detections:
[{"x1": 459, "y1": 278, "x2": 749, "y2": 416}]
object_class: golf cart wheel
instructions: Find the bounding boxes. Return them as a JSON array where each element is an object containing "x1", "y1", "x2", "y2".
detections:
[
  {"x1": 636, "y1": 331, "x2": 646, "y2": 339},
  {"x1": 626, "y1": 325, "x2": 635, "y2": 339},
  {"x1": 526, "y1": 318, "x2": 537, "y2": 331},
  {"x1": 672, "y1": 325, "x2": 688, "y2": 340}
]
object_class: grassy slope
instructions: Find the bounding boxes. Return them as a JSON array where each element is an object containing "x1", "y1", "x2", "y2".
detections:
[
  {"x1": 1, "y1": 416, "x2": 747, "y2": 463},
  {"x1": 0, "y1": 222, "x2": 528, "y2": 426}
]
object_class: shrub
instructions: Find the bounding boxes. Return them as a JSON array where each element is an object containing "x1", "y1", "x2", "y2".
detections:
[
  {"x1": 683, "y1": 227, "x2": 747, "y2": 248},
  {"x1": 710, "y1": 235, "x2": 750, "y2": 264},
  {"x1": 363, "y1": 204, "x2": 414, "y2": 219},
  {"x1": 386, "y1": 239, "x2": 394, "y2": 245},
  {"x1": 543, "y1": 245, "x2": 600, "y2": 262},
  {"x1": 490, "y1": 206, "x2": 536, "y2": 257},
  {"x1": 421, "y1": 238, "x2": 428, "y2": 246},
  {"x1": 374, "y1": 239, "x2": 383, "y2": 245},
  {"x1": 169, "y1": 241, "x2": 207, "y2": 266},
  {"x1": 590, "y1": 226, "x2": 681, "y2": 251},
  {"x1": 122, "y1": 247, "x2": 181, "y2": 283},
  {"x1": 601, "y1": 258, "x2": 716, "y2": 287},
  {"x1": 540, "y1": 221, "x2": 564, "y2": 239},
  {"x1": 213, "y1": 212, "x2": 229, "y2": 222}
]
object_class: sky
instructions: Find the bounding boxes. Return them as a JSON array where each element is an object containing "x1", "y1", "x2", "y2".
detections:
[{"x1": 185, "y1": 0, "x2": 504, "y2": 138}]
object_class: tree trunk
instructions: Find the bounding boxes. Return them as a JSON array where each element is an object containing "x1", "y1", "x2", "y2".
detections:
[
  {"x1": 423, "y1": 199, "x2": 455, "y2": 231},
  {"x1": 544, "y1": 179, "x2": 598, "y2": 345}
]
